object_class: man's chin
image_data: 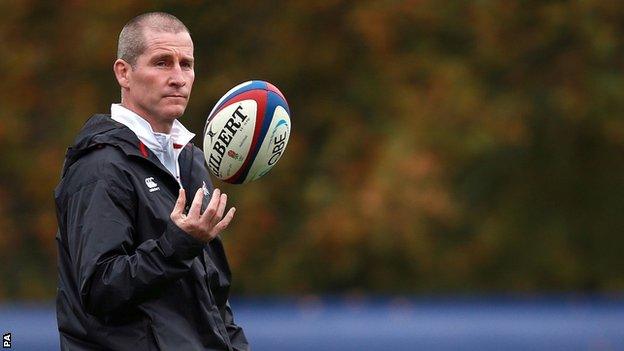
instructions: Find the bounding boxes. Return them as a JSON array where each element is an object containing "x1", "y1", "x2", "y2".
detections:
[{"x1": 163, "y1": 105, "x2": 187, "y2": 120}]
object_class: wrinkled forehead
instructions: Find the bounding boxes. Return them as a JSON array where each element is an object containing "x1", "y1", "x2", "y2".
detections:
[{"x1": 141, "y1": 28, "x2": 194, "y2": 57}]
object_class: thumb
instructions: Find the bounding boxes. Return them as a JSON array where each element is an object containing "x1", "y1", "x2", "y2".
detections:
[{"x1": 170, "y1": 188, "x2": 186, "y2": 221}]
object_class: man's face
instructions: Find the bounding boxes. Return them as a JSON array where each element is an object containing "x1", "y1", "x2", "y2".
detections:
[{"x1": 122, "y1": 28, "x2": 195, "y2": 130}]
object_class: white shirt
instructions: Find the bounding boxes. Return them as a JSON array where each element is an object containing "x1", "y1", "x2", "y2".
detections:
[{"x1": 111, "y1": 104, "x2": 195, "y2": 186}]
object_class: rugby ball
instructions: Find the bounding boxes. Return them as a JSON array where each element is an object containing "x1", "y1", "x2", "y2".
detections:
[{"x1": 203, "y1": 80, "x2": 291, "y2": 184}]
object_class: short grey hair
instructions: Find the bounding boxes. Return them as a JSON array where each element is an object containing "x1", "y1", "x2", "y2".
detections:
[{"x1": 117, "y1": 12, "x2": 190, "y2": 67}]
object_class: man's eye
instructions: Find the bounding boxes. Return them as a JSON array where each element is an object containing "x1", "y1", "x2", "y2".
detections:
[{"x1": 155, "y1": 61, "x2": 167, "y2": 67}]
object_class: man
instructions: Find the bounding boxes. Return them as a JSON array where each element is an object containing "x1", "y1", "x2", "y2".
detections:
[{"x1": 54, "y1": 12, "x2": 249, "y2": 350}]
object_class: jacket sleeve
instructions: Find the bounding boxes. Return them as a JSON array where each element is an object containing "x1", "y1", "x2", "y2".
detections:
[
  {"x1": 65, "y1": 178, "x2": 205, "y2": 317},
  {"x1": 221, "y1": 300, "x2": 249, "y2": 351},
  {"x1": 219, "y1": 301, "x2": 249, "y2": 351}
]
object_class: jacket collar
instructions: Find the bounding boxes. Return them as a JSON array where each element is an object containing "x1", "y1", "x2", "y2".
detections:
[
  {"x1": 63, "y1": 114, "x2": 194, "y2": 184},
  {"x1": 110, "y1": 104, "x2": 195, "y2": 153}
]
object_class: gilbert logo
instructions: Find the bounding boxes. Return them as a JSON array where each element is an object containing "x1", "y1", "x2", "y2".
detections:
[
  {"x1": 207, "y1": 124, "x2": 217, "y2": 144},
  {"x1": 3, "y1": 332, "x2": 10, "y2": 348},
  {"x1": 145, "y1": 177, "x2": 160, "y2": 192}
]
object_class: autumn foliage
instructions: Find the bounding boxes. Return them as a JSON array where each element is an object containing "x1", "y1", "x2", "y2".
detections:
[{"x1": 2, "y1": 1, "x2": 624, "y2": 300}]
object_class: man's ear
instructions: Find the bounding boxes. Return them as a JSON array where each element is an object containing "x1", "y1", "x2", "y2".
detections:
[{"x1": 113, "y1": 59, "x2": 131, "y2": 89}]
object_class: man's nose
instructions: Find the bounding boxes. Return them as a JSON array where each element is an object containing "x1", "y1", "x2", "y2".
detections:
[{"x1": 168, "y1": 64, "x2": 187, "y2": 87}]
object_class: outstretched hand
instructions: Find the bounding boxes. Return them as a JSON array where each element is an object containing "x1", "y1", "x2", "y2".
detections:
[{"x1": 170, "y1": 188, "x2": 236, "y2": 242}]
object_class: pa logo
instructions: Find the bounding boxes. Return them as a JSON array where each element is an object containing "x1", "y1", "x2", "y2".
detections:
[{"x1": 3, "y1": 332, "x2": 11, "y2": 348}]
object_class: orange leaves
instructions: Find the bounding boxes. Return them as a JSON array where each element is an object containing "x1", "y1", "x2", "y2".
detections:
[{"x1": 3, "y1": 0, "x2": 624, "y2": 298}]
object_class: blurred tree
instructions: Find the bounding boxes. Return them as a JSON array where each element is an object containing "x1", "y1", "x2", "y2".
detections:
[{"x1": 1, "y1": 0, "x2": 624, "y2": 300}]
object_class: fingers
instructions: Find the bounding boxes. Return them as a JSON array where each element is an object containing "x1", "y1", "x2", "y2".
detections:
[
  {"x1": 200, "y1": 188, "x2": 221, "y2": 224},
  {"x1": 210, "y1": 207, "x2": 236, "y2": 237},
  {"x1": 187, "y1": 188, "x2": 205, "y2": 218},
  {"x1": 177, "y1": 187, "x2": 235, "y2": 241},
  {"x1": 209, "y1": 193, "x2": 228, "y2": 227},
  {"x1": 170, "y1": 188, "x2": 186, "y2": 221}
]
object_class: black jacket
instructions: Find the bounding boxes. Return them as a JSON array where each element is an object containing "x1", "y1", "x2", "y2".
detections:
[{"x1": 54, "y1": 114, "x2": 248, "y2": 350}]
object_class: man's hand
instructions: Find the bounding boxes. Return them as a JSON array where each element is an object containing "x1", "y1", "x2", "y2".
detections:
[{"x1": 170, "y1": 188, "x2": 236, "y2": 242}]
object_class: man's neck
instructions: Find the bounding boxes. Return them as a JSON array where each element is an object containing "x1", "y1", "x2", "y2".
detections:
[{"x1": 120, "y1": 102, "x2": 173, "y2": 134}]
